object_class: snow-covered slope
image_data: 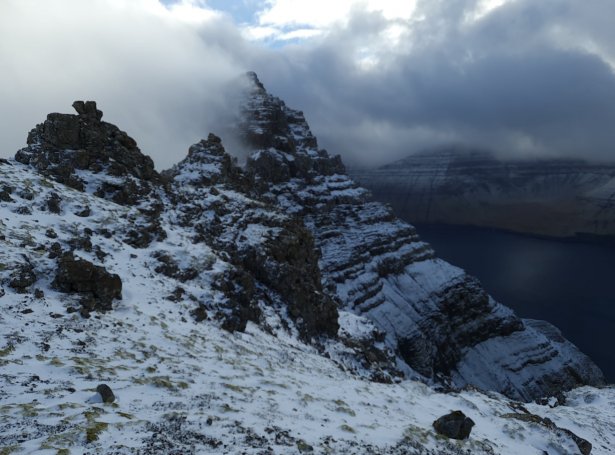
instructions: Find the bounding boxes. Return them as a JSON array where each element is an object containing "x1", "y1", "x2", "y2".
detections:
[
  {"x1": 349, "y1": 147, "x2": 615, "y2": 238},
  {"x1": 239, "y1": 73, "x2": 604, "y2": 401},
  {"x1": 1, "y1": 160, "x2": 613, "y2": 454},
  {"x1": 0, "y1": 84, "x2": 612, "y2": 453}
]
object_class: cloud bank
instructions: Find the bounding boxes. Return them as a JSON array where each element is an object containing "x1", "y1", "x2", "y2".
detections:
[
  {"x1": 2, "y1": 0, "x2": 615, "y2": 169},
  {"x1": 0, "y1": 0, "x2": 251, "y2": 169}
]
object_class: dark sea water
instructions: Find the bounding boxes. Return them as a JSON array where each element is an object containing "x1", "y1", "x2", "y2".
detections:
[{"x1": 413, "y1": 223, "x2": 615, "y2": 382}]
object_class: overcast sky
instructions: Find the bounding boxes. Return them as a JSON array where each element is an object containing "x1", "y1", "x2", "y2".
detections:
[{"x1": 2, "y1": 0, "x2": 615, "y2": 169}]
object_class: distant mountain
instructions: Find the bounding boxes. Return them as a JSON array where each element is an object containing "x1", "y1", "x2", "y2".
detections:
[
  {"x1": 0, "y1": 78, "x2": 612, "y2": 453},
  {"x1": 350, "y1": 147, "x2": 615, "y2": 238}
]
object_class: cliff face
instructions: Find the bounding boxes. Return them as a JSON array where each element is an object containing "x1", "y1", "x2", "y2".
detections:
[
  {"x1": 239, "y1": 74, "x2": 605, "y2": 401},
  {"x1": 349, "y1": 148, "x2": 615, "y2": 238}
]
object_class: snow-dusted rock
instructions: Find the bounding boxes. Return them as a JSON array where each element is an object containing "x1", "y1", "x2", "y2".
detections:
[{"x1": 238, "y1": 72, "x2": 605, "y2": 401}]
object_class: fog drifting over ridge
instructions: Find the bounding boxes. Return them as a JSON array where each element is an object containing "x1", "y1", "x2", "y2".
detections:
[{"x1": 2, "y1": 0, "x2": 615, "y2": 169}]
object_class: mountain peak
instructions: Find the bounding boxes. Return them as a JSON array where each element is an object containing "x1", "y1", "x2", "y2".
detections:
[{"x1": 245, "y1": 70, "x2": 265, "y2": 91}]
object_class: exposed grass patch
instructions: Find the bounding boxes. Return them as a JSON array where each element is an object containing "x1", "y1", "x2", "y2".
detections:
[
  {"x1": 222, "y1": 383, "x2": 249, "y2": 394},
  {"x1": 220, "y1": 403, "x2": 239, "y2": 413},
  {"x1": 84, "y1": 408, "x2": 109, "y2": 444},
  {"x1": 18, "y1": 402, "x2": 40, "y2": 417},
  {"x1": 340, "y1": 424, "x2": 355, "y2": 433},
  {"x1": 134, "y1": 375, "x2": 186, "y2": 391},
  {"x1": 0, "y1": 344, "x2": 15, "y2": 357},
  {"x1": 49, "y1": 357, "x2": 65, "y2": 367},
  {"x1": 333, "y1": 399, "x2": 356, "y2": 416}
]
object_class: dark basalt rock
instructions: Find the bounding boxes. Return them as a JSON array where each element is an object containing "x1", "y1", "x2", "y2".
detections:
[
  {"x1": 238, "y1": 221, "x2": 339, "y2": 339},
  {"x1": 0, "y1": 185, "x2": 14, "y2": 202},
  {"x1": 190, "y1": 304, "x2": 208, "y2": 322},
  {"x1": 213, "y1": 268, "x2": 261, "y2": 334},
  {"x1": 241, "y1": 73, "x2": 345, "y2": 185},
  {"x1": 398, "y1": 277, "x2": 524, "y2": 378},
  {"x1": 432, "y1": 410, "x2": 475, "y2": 440},
  {"x1": 161, "y1": 133, "x2": 249, "y2": 191},
  {"x1": 46, "y1": 192, "x2": 62, "y2": 214},
  {"x1": 15, "y1": 100, "x2": 159, "y2": 204},
  {"x1": 96, "y1": 384, "x2": 116, "y2": 403},
  {"x1": 8, "y1": 264, "x2": 36, "y2": 293},
  {"x1": 152, "y1": 251, "x2": 198, "y2": 282},
  {"x1": 502, "y1": 411, "x2": 592, "y2": 454},
  {"x1": 166, "y1": 135, "x2": 339, "y2": 340},
  {"x1": 53, "y1": 253, "x2": 122, "y2": 313}
]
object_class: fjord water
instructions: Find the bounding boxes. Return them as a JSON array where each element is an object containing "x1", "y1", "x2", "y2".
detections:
[{"x1": 414, "y1": 223, "x2": 615, "y2": 382}]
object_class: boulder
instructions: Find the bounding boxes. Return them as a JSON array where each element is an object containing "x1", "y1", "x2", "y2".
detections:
[
  {"x1": 53, "y1": 253, "x2": 122, "y2": 312},
  {"x1": 96, "y1": 384, "x2": 115, "y2": 403},
  {"x1": 9, "y1": 264, "x2": 36, "y2": 293},
  {"x1": 433, "y1": 410, "x2": 475, "y2": 440}
]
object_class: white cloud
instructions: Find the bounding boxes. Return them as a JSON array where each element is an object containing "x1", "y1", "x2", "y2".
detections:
[
  {"x1": 0, "y1": 0, "x2": 248, "y2": 169},
  {"x1": 249, "y1": 0, "x2": 416, "y2": 43}
]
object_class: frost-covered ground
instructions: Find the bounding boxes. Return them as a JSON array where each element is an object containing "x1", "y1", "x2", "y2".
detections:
[{"x1": 1, "y1": 161, "x2": 615, "y2": 455}]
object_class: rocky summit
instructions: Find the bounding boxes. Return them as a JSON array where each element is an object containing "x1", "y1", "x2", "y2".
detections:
[{"x1": 0, "y1": 76, "x2": 613, "y2": 454}]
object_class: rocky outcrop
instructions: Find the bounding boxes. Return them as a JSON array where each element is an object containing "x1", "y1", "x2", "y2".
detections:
[
  {"x1": 15, "y1": 101, "x2": 165, "y2": 247},
  {"x1": 15, "y1": 100, "x2": 158, "y2": 198},
  {"x1": 164, "y1": 134, "x2": 339, "y2": 339},
  {"x1": 237, "y1": 73, "x2": 605, "y2": 400},
  {"x1": 502, "y1": 405, "x2": 593, "y2": 455},
  {"x1": 433, "y1": 411, "x2": 475, "y2": 440},
  {"x1": 8, "y1": 263, "x2": 36, "y2": 293},
  {"x1": 350, "y1": 147, "x2": 615, "y2": 238},
  {"x1": 53, "y1": 253, "x2": 122, "y2": 315}
]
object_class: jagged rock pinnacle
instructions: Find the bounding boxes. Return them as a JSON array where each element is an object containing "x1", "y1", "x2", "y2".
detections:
[
  {"x1": 245, "y1": 71, "x2": 265, "y2": 91},
  {"x1": 72, "y1": 100, "x2": 103, "y2": 121}
]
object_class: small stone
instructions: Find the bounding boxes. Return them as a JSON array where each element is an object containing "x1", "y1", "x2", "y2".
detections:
[
  {"x1": 48, "y1": 242, "x2": 63, "y2": 259},
  {"x1": 96, "y1": 384, "x2": 115, "y2": 403},
  {"x1": 191, "y1": 304, "x2": 208, "y2": 322},
  {"x1": 0, "y1": 186, "x2": 14, "y2": 202},
  {"x1": 20, "y1": 308, "x2": 33, "y2": 314},
  {"x1": 34, "y1": 289, "x2": 45, "y2": 299},
  {"x1": 15, "y1": 205, "x2": 32, "y2": 215},
  {"x1": 45, "y1": 228, "x2": 58, "y2": 239},
  {"x1": 75, "y1": 206, "x2": 91, "y2": 217},
  {"x1": 433, "y1": 410, "x2": 475, "y2": 440},
  {"x1": 46, "y1": 192, "x2": 62, "y2": 214}
]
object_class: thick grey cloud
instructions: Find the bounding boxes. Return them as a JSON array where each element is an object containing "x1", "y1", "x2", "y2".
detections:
[
  {"x1": 0, "y1": 0, "x2": 253, "y2": 169},
  {"x1": 250, "y1": 0, "x2": 615, "y2": 166},
  {"x1": 2, "y1": 0, "x2": 615, "y2": 170}
]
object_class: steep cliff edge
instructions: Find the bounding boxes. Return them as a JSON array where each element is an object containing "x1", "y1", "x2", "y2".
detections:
[
  {"x1": 349, "y1": 147, "x2": 615, "y2": 238},
  {"x1": 239, "y1": 73, "x2": 605, "y2": 401}
]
